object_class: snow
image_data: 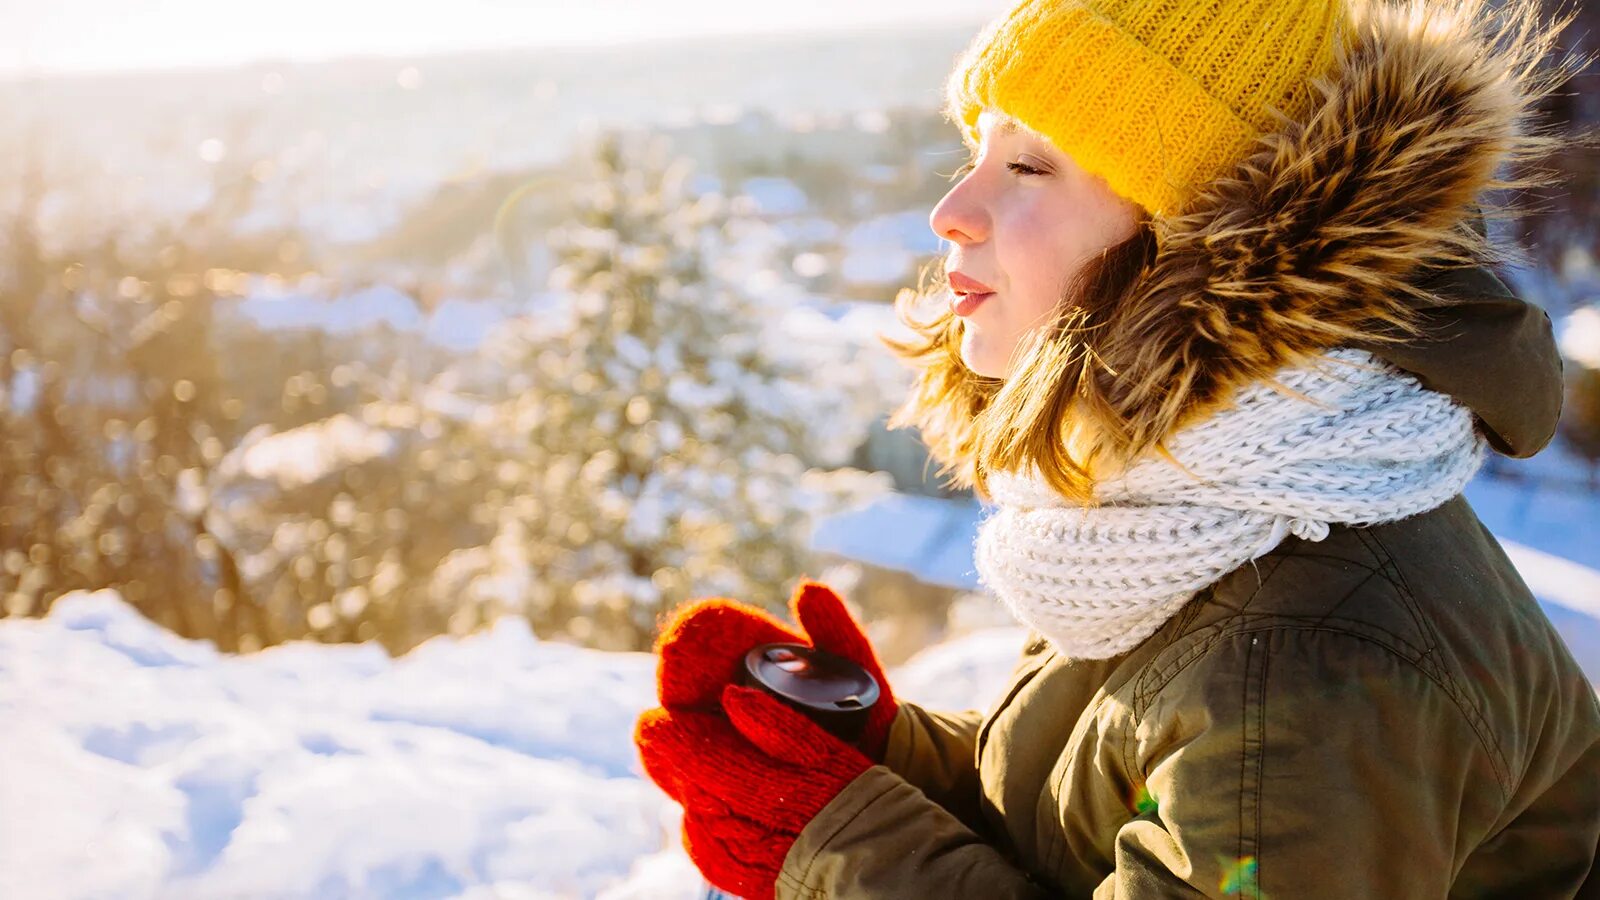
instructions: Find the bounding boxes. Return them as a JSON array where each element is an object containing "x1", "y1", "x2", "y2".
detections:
[
  {"x1": 239, "y1": 284, "x2": 425, "y2": 335},
  {"x1": 1497, "y1": 542, "x2": 1600, "y2": 620},
  {"x1": 810, "y1": 492, "x2": 985, "y2": 591},
  {"x1": 838, "y1": 246, "x2": 914, "y2": 286},
  {"x1": 0, "y1": 591, "x2": 1025, "y2": 900},
  {"x1": 234, "y1": 279, "x2": 515, "y2": 352},
  {"x1": 773, "y1": 296, "x2": 916, "y2": 349},
  {"x1": 1559, "y1": 305, "x2": 1600, "y2": 370},
  {"x1": 7, "y1": 365, "x2": 39, "y2": 414},
  {"x1": 234, "y1": 415, "x2": 398, "y2": 489},
  {"x1": 843, "y1": 209, "x2": 944, "y2": 257},
  {"x1": 833, "y1": 209, "x2": 943, "y2": 287},
  {"x1": 0, "y1": 591, "x2": 681, "y2": 900},
  {"x1": 889, "y1": 626, "x2": 1028, "y2": 712},
  {"x1": 771, "y1": 216, "x2": 840, "y2": 246},
  {"x1": 737, "y1": 177, "x2": 809, "y2": 217},
  {"x1": 1464, "y1": 476, "x2": 1600, "y2": 574},
  {"x1": 425, "y1": 300, "x2": 514, "y2": 353}
]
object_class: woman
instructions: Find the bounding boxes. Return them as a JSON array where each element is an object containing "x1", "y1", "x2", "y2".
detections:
[{"x1": 635, "y1": 0, "x2": 1600, "y2": 896}]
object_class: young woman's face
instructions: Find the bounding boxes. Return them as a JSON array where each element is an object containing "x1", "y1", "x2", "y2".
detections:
[{"x1": 929, "y1": 109, "x2": 1143, "y2": 380}]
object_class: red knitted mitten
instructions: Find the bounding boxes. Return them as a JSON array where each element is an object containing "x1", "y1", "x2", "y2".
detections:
[
  {"x1": 635, "y1": 683, "x2": 875, "y2": 900},
  {"x1": 651, "y1": 579, "x2": 900, "y2": 760},
  {"x1": 653, "y1": 595, "x2": 806, "y2": 712}
]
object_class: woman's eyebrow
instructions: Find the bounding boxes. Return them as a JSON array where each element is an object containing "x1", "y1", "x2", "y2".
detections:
[{"x1": 980, "y1": 117, "x2": 1022, "y2": 140}]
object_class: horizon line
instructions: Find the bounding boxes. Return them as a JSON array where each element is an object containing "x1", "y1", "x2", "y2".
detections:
[{"x1": 0, "y1": 14, "x2": 986, "y2": 87}]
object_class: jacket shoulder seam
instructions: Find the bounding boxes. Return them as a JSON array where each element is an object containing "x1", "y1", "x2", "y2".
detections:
[
  {"x1": 1352, "y1": 527, "x2": 1440, "y2": 657},
  {"x1": 1135, "y1": 525, "x2": 1449, "y2": 713},
  {"x1": 1134, "y1": 551, "x2": 1293, "y2": 708},
  {"x1": 1360, "y1": 525, "x2": 1514, "y2": 794}
]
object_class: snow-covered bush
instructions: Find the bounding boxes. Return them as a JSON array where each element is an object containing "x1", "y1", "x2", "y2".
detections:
[{"x1": 478, "y1": 130, "x2": 894, "y2": 650}]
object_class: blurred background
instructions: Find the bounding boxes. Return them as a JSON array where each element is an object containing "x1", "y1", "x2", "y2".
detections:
[{"x1": 0, "y1": 1, "x2": 1596, "y2": 896}]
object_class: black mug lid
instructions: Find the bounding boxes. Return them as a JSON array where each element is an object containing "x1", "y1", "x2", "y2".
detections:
[{"x1": 742, "y1": 642, "x2": 880, "y2": 714}]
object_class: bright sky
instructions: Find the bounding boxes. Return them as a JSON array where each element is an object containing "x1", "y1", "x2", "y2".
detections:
[{"x1": 4, "y1": 0, "x2": 1011, "y2": 78}]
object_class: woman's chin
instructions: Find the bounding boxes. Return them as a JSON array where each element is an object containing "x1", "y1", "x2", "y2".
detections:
[{"x1": 960, "y1": 331, "x2": 1010, "y2": 380}]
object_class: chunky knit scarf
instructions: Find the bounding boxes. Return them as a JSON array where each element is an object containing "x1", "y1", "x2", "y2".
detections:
[{"x1": 972, "y1": 348, "x2": 1486, "y2": 660}]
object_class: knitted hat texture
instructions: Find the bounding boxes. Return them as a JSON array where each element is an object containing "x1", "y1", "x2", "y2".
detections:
[{"x1": 944, "y1": 0, "x2": 1352, "y2": 215}]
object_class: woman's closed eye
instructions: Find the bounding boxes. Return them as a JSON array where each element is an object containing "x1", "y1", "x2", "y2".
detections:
[{"x1": 946, "y1": 159, "x2": 1047, "y2": 181}]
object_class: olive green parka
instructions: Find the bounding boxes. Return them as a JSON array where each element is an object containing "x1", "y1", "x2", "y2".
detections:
[{"x1": 780, "y1": 472, "x2": 1599, "y2": 896}]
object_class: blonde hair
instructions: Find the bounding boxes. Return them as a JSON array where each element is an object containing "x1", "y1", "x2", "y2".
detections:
[{"x1": 879, "y1": 220, "x2": 1158, "y2": 507}]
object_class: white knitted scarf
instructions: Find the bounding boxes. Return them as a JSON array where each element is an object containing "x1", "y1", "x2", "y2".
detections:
[{"x1": 972, "y1": 347, "x2": 1486, "y2": 660}]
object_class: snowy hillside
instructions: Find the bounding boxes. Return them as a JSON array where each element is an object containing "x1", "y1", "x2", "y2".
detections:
[{"x1": 0, "y1": 591, "x2": 1024, "y2": 900}]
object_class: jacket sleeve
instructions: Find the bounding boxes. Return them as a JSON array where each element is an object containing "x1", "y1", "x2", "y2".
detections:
[
  {"x1": 877, "y1": 629, "x2": 1050, "y2": 836},
  {"x1": 880, "y1": 702, "x2": 988, "y2": 835},
  {"x1": 1096, "y1": 627, "x2": 1505, "y2": 899},
  {"x1": 776, "y1": 765, "x2": 1054, "y2": 899}
]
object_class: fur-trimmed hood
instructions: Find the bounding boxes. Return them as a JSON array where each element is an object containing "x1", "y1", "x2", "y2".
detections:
[{"x1": 1036, "y1": 0, "x2": 1581, "y2": 473}]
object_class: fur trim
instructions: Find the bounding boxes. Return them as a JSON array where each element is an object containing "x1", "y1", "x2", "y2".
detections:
[{"x1": 1055, "y1": 0, "x2": 1581, "y2": 477}]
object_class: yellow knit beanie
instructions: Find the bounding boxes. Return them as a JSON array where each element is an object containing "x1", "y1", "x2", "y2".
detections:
[{"x1": 944, "y1": 0, "x2": 1352, "y2": 216}]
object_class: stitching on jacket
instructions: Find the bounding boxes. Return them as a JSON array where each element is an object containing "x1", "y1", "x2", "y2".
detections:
[
  {"x1": 1134, "y1": 554, "x2": 1289, "y2": 713},
  {"x1": 1132, "y1": 527, "x2": 1445, "y2": 713},
  {"x1": 774, "y1": 869, "x2": 821, "y2": 900},
  {"x1": 1120, "y1": 694, "x2": 1139, "y2": 803},
  {"x1": 1237, "y1": 635, "x2": 1252, "y2": 878},
  {"x1": 1254, "y1": 642, "x2": 1269, "y2": 899},
  {"x1": 1362, "y1": 525, "x2": 1513, "y2": 798},
  {"x1": 1270, "y1": 548, "x2": 1382, "y2": 575},
  {"x1": 1305, "y1": 567, "x2": 1380, "y2": 631},
  {"x1": 1352, "y1": 528, "x2": 1437, "y2": 657},
  {"x1": 1160, "y1": 583, "x2": 1218, "y2": 651},
  {"x1": 1273, "y1": 534, "x2": 1430, "y2": 660},
  {"x1": 1235, "y1": 634, "x2": 1269, "y2": 898},
  {"x1": 775, "y1": 864, "x2": 818, "y2": 898},
  {"x1": 1041, "y1": 761, "x2": 1068, "y2": 875}
]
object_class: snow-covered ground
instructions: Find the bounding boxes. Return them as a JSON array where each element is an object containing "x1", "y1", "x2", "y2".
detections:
[{"x1": 0, "y1": 590, "x2": 1024, "y2": 900}]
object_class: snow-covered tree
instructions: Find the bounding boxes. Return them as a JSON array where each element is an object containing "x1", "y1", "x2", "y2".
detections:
[
  {"x1": 479, "y1": 130, "x2": 893, "y2": 650},
  {"x1": 192, "y1": 363, "x2": 510, "y2": 653},
  {"x1": 0, "y1": 113, "x2": 308, "y2": 649}
]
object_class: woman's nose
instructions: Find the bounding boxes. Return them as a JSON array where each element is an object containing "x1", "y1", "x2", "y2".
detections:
[{"x1": 929, "y1": 180, "x2": 988, "y2": 246}]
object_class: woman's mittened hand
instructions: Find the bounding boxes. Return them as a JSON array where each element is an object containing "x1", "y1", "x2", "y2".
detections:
[
  {"x1": 634, "y1": 684, "x2": 876, "y2": 900},
  {"x1": 651, "y1": 579, "x2": 899, "y2": 759},
  {"x1": 635, "y1": 579, "x2": 900, "y2": 897}
]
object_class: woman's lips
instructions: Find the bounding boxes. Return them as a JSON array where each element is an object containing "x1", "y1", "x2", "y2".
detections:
[
  {"x1": 948, "y1": 271, "x2": 995, "y2": 316},
  {"x1": 948, "y1": 272, "x2": 995, "y2": 294},
  {"x1": 952, "y1": 290, "x2": 993, "y2": 316}
]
